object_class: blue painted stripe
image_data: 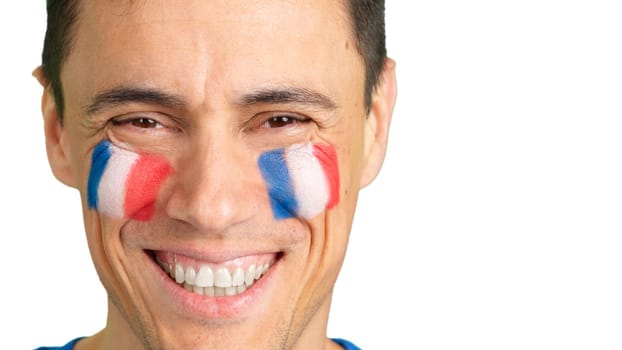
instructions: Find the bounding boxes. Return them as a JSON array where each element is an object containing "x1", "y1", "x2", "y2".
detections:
[
  {"x1": 258, "y1": 148, "x2": 298, "y2": 219},
  {"x1": 87, "y1": 140, "x2": 112, "y2": 209}
]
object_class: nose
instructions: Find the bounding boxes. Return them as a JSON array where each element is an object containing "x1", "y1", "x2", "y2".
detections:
[{"x1": 165, "y1": 136, "x2": 261, "y2": 234}]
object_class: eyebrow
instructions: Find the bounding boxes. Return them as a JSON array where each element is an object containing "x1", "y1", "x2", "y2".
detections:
[
  {"x1": 85, "y1": 85, "x2": 339, "y2": 115},
  {"x1": 237, "y1": 87, "x2": 339, "y2": 111},
  {"x1": 85, "y1": 86, "x2": 186, "y2": 115}
]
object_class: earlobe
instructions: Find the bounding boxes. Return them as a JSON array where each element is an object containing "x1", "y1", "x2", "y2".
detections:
[
  {"x1": 360, "y1": 58, "x2": 397, "y2": 188},
  {"x1": 34, "y1": 66, "x2": 77, "y2": 188}
]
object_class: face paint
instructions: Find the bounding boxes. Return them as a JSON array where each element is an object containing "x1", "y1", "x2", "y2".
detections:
[
  {"x1": 87, "y1": 140, "x2": 172, "y2": 221},
  {"x1": 258, "y1": 142, "x2": 340, "y2": 220}
]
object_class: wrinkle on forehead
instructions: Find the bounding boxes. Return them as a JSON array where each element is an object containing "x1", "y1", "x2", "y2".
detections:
[{"x1": 63, "y1": 0, "x2": 363, "y2": 119}]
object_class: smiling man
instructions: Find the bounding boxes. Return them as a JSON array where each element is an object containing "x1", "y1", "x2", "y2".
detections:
[{"x1": 34, "y1": 0, "x2": 396, "y2": 349}]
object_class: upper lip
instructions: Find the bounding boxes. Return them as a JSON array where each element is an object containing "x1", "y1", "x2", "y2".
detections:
[{"x1": 145, "y1": 246, "x2": 282, "y2": 265}]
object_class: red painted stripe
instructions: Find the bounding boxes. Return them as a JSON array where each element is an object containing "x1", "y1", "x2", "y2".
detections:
[
  {"x1": 313, "y1": 144, "x2": 340, "y2": 209},
  {"x1": 124, "y1": 154, "x2": 172, "y2": 221}
]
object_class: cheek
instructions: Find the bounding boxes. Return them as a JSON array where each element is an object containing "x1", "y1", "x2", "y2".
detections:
[
  {"x1": 258, "y1": 142, "x2": 339, "y2": 220},
  {"x1": 87, "y1": 140, "x2": 173, "y2": 221}
]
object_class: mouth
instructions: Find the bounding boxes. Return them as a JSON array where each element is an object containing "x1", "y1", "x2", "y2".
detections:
[{"x1": 151, "y1": 250, "x2": 278, "y2": 298}]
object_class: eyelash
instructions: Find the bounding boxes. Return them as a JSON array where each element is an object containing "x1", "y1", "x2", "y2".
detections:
[
  {"x1": 110, "y1": 116, "x2": 164, "y2": 129},
  {"x1": 108, "y1": 113, "x2": 311, "y2": 133},
  {"x1": 260, "y1": 114, "x2": 311, "y2": 129}
]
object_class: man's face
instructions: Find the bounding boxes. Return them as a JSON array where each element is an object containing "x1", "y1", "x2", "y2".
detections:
[{"x1": 42, "y1": 0, "x2": 393, "y2": 348}]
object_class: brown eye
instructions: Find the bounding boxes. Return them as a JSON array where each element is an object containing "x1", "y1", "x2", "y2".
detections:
[
  {"x1": 263, "y1": 115, "x2": 307, "y2": 128},
  {"x1": 131, "y1": 117, "x2": 160, "y2": 128}
]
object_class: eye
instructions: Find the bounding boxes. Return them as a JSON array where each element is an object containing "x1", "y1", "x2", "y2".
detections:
[
  {"x1": 131, "y1": 117, "x2": 160, "y2": 128},
  {"x1": 112, "y1": 116, "x2": 163, "y2": 129},
  {"x1": 261, "y1": 115, "x2": 309, "y2": 129}
]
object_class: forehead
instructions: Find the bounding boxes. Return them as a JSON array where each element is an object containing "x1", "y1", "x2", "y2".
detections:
[{"x1": 63, "y1": 0, "x2": 363, "y2": 109}]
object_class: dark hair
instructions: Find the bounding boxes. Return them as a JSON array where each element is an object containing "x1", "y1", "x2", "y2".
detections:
[
  {"x1": 41, "y1": 0, "x2": 386, "y2": 119},
  {"x1": 346, "y1": 0, "x2": 387, "y2": 111},
  {"x1": 41, "y1": 0, "x2": 80, "y2": 121}
]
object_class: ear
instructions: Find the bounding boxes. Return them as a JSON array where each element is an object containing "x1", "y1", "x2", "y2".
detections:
[
  {"x1": 33, "y1": 66, "x2": 77, "y2": 188},
  {"x1": 360, "y1": 58, "x2": 397, "y2": 188}
]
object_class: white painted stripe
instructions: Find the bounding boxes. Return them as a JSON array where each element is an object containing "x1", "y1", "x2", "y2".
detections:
[
  {"x1": 97, "y1": 145, "x2": 139, "y2": 218},
  {"x1": 286, "y1": 143, "x2": 330, "y2": 219}
]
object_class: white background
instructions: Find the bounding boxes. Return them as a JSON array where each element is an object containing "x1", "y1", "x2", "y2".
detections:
[{"x1": 1, "y1": 1, "x2": 622, "y2": 349}]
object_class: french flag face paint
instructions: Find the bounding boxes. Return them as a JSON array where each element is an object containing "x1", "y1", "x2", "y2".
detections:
[
  {"x1": 258, "y1": 142, "x2": 340, "y2": 220},
  {"x1": 87, "y1": 140, "x2": 173, "y2": 221}
]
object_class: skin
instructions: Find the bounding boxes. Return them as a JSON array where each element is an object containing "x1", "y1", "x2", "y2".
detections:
[{"x1": 35, "y1": 0, "x2": 396, "y2": 349}]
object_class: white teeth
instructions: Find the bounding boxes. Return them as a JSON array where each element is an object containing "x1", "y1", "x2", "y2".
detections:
[
  {"x1": 256, "y1": 264, "x2": 268, "y2": 279},
  {"x1": 215, "y1": 268, "x2": 232, "y2": 288},
  {"x1": 175, "y1": 263, "x2": 185, "y2": 284},
  {"x1": 232, "y1": 267, "x2": 245, "y2": 286},
  {"x1": 156, "y1": 257, "x2": 171, "y2": 274},
  {"x1": 195, "y1": 266, "x2": 214, "y2": 287},
  {"x1": 185, "y1": 267, "x2": 196, "y2": 285},
  {"x1": 161, "y1": 258, "x2": 275, "y2": 297},
  {"x1": 246, "y1": 264, "x2": 256, "y2": 286}
]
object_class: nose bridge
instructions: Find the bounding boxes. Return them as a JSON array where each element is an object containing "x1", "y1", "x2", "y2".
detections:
[{"x1": 166, "y1": 131, "x2": 260, "y2": 232}]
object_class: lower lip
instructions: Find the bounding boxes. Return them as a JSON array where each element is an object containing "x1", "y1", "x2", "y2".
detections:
[{"x1": 146, "y1": 251, "x2": 279, "y2": 319}]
